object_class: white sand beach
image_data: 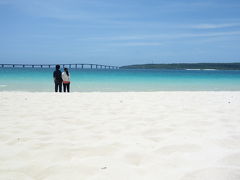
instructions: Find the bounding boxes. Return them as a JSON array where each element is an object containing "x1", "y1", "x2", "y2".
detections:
[{"x1": 0, "y1": 92, "x2": 240, "y2": 180}]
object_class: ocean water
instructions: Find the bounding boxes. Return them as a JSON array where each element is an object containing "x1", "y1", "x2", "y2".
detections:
[{"x1": 0, "y1": 68, "x2": 240, "y2": 92}]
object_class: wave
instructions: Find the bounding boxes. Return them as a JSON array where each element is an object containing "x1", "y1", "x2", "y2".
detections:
[{"x1": 185, "y1": 69, "x2": 217, "y2": 71}]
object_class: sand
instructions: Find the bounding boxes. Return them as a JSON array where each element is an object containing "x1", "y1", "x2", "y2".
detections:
[{"x1": 0, "y1": 92, "x2": 240, "y2": 180}]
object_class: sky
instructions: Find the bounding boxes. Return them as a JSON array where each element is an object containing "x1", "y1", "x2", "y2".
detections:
[{"x1": 0, "y1": 0, "x2": 240, "y2": 66}]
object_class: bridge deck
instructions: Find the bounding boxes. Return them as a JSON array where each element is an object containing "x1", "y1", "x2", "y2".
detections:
[{"x1": 0, "y1": 64, "x2": 119, "y2": 69}]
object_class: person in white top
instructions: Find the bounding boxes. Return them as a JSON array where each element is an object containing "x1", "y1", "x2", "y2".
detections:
[{"x1": 62, "y1": 68, "x2": 70, "y2": 92}]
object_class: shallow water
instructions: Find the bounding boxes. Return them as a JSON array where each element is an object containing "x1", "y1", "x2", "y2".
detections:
[{"x1": 0, "y1": 68, "x2": 240, "y2": 92}]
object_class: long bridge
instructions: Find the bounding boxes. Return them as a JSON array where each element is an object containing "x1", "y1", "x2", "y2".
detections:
[{"x1": 0, "y1": 63, "x2": 119, "y2": 69}]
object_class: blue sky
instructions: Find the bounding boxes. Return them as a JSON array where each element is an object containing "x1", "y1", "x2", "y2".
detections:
[{"x1": 0, "y1": 0, "x2": 240, "y2": 66}]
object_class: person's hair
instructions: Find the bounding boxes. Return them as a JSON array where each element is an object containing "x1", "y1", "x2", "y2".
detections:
[
  {"x1": 56, "y1": 64, "x2": 60, "y2": 70},
  {"x1": 64, "y1": 68, "x2": 69, "y2": 76}
]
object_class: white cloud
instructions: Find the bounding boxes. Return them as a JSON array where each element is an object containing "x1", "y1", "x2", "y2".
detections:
[
  {"x1": 85, "y1": 31, "x2": 240, "y2": 42},
  {"x1": 191, "y1": 23, "x2": 240, "y2": 29},
  {"x1": 155, "y1": 0, "x2": 240, "y2": 12},
  {"x1": 111, "y1": 42, "x2": 163, "y2": 46},
  {"x1": 7, "y1": 0, "x2": 110, "y2": 21},
  {"x1": 86, "y1": 36, "x2": 147, "y2": 41},
  {"x1": 184, "y1": 31, "x2": 240, "y2": 38}
]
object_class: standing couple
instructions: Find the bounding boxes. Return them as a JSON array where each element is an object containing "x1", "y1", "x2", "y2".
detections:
[{"x1": 53, "y1": 65, "x2": 71, "y2": 92}]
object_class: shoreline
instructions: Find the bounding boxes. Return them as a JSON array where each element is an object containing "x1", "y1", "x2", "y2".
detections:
[{"x1": 1, "y1": 90, "x2": 240, "y2": 93}]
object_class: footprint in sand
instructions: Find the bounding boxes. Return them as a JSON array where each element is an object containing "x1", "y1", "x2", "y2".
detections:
[
  {"x1": 219, "y1": 153, "x2": 240, "y2": 167},
  {"x1": 0, "y1": 171, "x2": 33, "y2": 180},
  {"x1": 143, "y1": 128, "x2": 175, "y2": 136},
  {"x1": 72, "y1": 144, "x2": 119, "y2": 158},
  {"x1": 146, "y1": 136, "x2": 163, "y2": 143},
  {"x1": 124, "y1": 152, "x2": 143, "y2": 166},
  {"x1": 37, "y1": 165, "x2": 99, "y2": 180},
  {"x1": 214, "y1": 138, "x2": 240, "y2": 149},
  {"x1": 155, "y1": 144, "x2": 201, "y2": 154},
  {"x1": 181, "y1": 168, "x2": 240, "y2": 180}
]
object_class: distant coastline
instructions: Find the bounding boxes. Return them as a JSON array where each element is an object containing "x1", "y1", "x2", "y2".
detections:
[{"x1": 120, "y1": 63, "x2": 240, "y2": 70}]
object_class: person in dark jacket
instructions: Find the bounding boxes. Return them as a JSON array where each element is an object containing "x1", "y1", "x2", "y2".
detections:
[{"x1": 53, "y1": 65, "x2": 63, "y2": 92}]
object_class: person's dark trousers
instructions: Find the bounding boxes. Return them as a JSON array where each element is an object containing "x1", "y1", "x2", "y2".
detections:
[
  {"x1": 55, "y1": 81, "x2": 62, "y2": 92},
  {"x1": 63, "y1": 83, "x2": 70, "y2": 92}
]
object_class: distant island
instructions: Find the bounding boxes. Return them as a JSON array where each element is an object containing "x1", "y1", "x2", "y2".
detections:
[{"x1": 120, "y1": 63, "x2": 240, "y2": 70}]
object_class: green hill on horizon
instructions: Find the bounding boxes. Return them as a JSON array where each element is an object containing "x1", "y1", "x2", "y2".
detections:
[{"x1": 120, "y1": 63, "x2": 240, "y2": 70}]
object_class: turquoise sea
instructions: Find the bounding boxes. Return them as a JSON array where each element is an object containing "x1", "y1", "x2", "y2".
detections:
[{"x1": 0, "y1": 68, "x2": 240, "y2": 92}]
